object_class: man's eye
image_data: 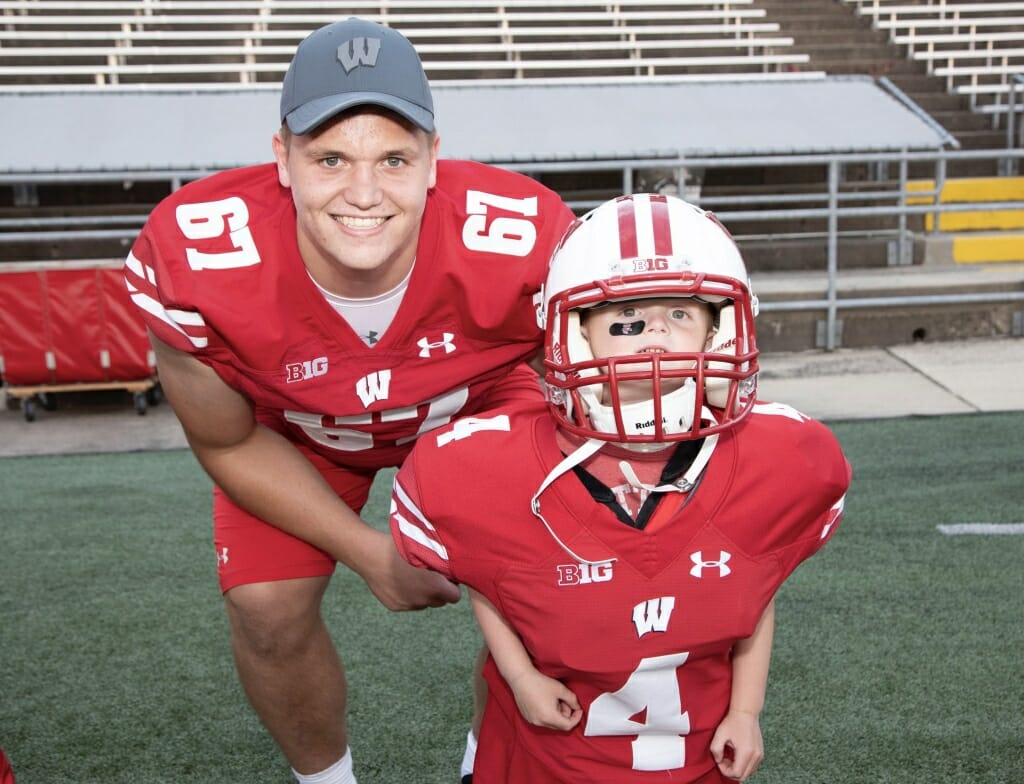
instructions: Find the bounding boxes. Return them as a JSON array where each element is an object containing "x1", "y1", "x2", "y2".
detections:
[
  {"x1": 384, "y1": 156, "x2": 404, "y2": 168},
  {"x1": 322, "y1": 156, "x2": 341, "y2": 168}
]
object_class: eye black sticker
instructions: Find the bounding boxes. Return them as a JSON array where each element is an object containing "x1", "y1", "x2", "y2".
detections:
[{"x1": 609, "y1": 320, "x2": 645, "y2": 336}]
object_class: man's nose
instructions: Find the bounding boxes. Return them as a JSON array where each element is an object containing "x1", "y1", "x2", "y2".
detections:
[{"x1": 343, "y1": 165, "x2": 383, "y2": 208}]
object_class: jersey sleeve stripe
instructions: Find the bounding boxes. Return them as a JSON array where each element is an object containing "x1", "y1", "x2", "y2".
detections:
[
  {"x1": 125, "y1": 253, "x2": 156, "y2": 286},
  {"x1": 819, "y1": 494, "x2": 845, "y2": 540},
  {"x1": 394, "y1": 512, "x2": 449, "y2": 562},
  {"x1": 124, "y1": 251, "x2": 209, "y2": 349},
  {"x1": 391, "y1": 479, "x2": 449, "y2": 561}
]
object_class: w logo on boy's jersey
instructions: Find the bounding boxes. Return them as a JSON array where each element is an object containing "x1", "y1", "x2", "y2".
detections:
[{"x1": 632, "y1": 596, "x2": 676, "y2": 638}]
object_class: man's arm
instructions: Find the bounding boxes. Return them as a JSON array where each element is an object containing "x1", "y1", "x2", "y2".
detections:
[
  {"x1": 709, "y1": 598, "x2": 775, "y2": 782},
  {"x1": 151, "y1": 331, "x2": 460, "y2": 610}
]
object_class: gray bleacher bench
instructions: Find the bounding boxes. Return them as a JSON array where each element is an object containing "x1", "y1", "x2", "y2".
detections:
[
  {"x1": 0, "y1": 52, "x2": 812, "y2": 84},
  {"x1": 0, "y1": 22, "x2": 785, "y2": 45}
]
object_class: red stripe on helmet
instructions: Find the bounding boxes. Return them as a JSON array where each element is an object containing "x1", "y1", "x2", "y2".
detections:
[
  {"x1": 650, "y1": 193, "x2": 674, "y2": 256},
  {"x1": 616, "y1": 197, "x2": 639, "y2": 259}
]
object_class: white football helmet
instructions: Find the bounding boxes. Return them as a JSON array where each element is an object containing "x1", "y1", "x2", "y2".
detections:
[{"x1": 538, "y1": 193, "x2": 759, "y2": 444}]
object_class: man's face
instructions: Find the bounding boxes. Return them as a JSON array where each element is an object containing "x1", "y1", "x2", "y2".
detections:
[{"x1": 273, "y1": 108, "x2": 439, "y2": 297}]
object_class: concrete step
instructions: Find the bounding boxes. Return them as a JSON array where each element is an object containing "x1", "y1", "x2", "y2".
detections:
[
  {"x1": 910, "y1": 92, "x2": 973, "y2": 112},
  {"x1": 929, "y1": 109, "x2": 1001, "y2": 132},
  {"x1": 948, "y1": 128, "x2": 1013, "y2": 150}
]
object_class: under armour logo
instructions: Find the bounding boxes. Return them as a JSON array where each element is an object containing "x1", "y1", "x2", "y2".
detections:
[
  {"x1": 417, "y1": 333, "x2": 456, "y2": 358},
  {"x1": 337, "y1": 37, "x2": 381, "y2": 73},
  {"x1": 689, "y1": 550, "x2": 732, "y2": 578},
  {"x1": 216, "y1": 547, "x2": 229, "y2": 567}
]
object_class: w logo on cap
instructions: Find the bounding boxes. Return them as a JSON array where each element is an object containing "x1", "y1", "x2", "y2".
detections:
[{"x1": 337, "y1": 36, "x2": 381, "y2": 72}]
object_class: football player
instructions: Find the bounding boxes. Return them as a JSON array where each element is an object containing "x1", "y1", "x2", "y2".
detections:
[
  {"x1": 391, "y1": 194, "x2": 851, "y2": 783},
  {"x1": 124, "y1": 18, "x2": 574, "y2": 784}
]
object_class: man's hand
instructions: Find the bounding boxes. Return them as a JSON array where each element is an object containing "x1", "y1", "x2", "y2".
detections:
[{"x1": 363, "y1": 531, "x2": 461, "y2": 611}]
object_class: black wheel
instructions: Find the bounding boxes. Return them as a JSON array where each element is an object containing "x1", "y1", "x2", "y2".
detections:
[
  {"x1": 39, "y1": 392, "x2": 58, "y2": 411},
  {"x1": 133, "y1": 391, "x2": 148, "y2": 416},
  {"x1": 145, "y1": 384, "x2": 163, "y2": 406},
  {"x1": 22, "y1": 397, "x2": 37, "y2": 422}
]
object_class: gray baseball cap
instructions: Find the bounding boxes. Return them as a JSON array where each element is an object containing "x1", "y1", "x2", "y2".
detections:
[{"x1": 280, "y1": 17, "x2": 435, "y2": 135}]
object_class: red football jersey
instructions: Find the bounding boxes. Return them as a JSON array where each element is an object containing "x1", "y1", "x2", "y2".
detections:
[
  {"x1": 391, "y1": 403, "x2": 851, "y2": 783},
  {"x1": 125, "y1": 160, "x2": 574, "y2": 470}
]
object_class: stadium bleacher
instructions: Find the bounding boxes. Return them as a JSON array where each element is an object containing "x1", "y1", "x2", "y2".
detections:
[
  {"x1": 0, "y1": 0, "x2": 806, "y2": 83},
  {"x1": 1, "y1": 0, "x2": 1023, "y2": 357},
  {"x1": 844, "y1": 0, "x2": 1024, "y2": 114}
]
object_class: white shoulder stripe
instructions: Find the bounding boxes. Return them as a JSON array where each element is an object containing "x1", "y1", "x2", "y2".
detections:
[
  {"x1": 395, "y1": 514, "x2": 449, "y2": 562},
  {"x1": 391, "y1": 479, "x2": 448, "y2": 560},
  {"x1": 166, "y1": 308, "x2": 206, "y2": 327},
  {"x1": 393, "y1": 479, "x2": 437, "y2": 532},
  {"x1": 126, "y1": 287, "x2": 208, "y2": 349},
  {"x1": 124, "y1": 251, "x2": 209, "y2": 348},
  {"x1": 125, "y1": 251, "x2": 154, "y2": 285}
]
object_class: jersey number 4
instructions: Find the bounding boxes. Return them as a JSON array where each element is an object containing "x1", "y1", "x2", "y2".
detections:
[{"x1": 585, "y1": 652, "x2": 692, "y2": 772}]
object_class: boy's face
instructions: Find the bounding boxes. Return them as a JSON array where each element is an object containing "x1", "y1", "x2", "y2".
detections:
[{"x1": 580, "y1": 297, "x2": 716, "y2": 404}]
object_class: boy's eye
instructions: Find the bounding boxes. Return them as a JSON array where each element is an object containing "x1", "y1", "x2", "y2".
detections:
[
  {"x1": 620, "y1": 307, "x2": 637, "y2": 318},
  {"x1": 671, "y1": 309, "x2": 688, "y2": 319}
]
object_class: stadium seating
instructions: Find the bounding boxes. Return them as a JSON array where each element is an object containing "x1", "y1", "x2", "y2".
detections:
[
  {"x1": 1, "y1": 0, "x2": 1023, "y2": 354},
  {"x1": 843, "y1": 0, "x2": 1024, "y2": 115},
  {"x1": 0, "y1": 0, "x2": 810, "y2": 84}
]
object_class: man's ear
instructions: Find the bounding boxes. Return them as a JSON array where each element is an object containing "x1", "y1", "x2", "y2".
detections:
[
  {"x1": 272, "y1": 131, "x2": 291, "y2": 188},
  {"x1": 427, "y1": 133, "x2": 441, "y2": 189}
]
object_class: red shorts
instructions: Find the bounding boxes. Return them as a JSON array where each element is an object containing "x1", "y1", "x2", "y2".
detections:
[
  {"x1": 212, "y1": 362, "x2": 544, "y2": 593},
  {"x1": 212, "y1": 442, "x2": 376, "y2": 593}
]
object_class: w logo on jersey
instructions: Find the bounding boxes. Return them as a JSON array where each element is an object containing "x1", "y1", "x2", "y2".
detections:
[
  {"x1": 356, "y1": 370, "x2": 391, "y2": 408},
  {"x1": 337, "y1": 37, "x2": 381, "y2": 73},
  {"x1": 632, "y1": 596, "x2": 676, "y2": 638}
]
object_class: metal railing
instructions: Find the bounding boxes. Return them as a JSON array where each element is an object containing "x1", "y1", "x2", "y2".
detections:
[{"x1": 3, "y1": 146, "x2": 1024, "y2": 351}]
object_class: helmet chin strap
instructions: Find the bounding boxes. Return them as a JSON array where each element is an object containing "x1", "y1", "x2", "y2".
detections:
[
  {"x1": 619, "y1": 423, "x2": 719, "y2": 494},
  {"x1": 531, "y1": 406, "x2": 719, "y2": 565},
  {"x1": 582, "y1": 379, "x2": 699, "y2": 446},
  {"x1": 531, "y1": 437, "x2": 617, "y2": 567}
]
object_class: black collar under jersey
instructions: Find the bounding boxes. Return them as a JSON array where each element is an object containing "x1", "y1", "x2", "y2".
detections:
[{"x1": 570, "y1": 438, "x2": 705, "y2": 530}]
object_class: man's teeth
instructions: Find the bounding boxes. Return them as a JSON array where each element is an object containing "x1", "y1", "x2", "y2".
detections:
[{"x1": 336, "y1": 216, "x2": 386, "y2": 228}]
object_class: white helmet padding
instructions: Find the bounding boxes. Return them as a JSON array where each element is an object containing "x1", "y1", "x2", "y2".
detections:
[{"x1": 539, "y1": 193, "x2": 759, "y2": 444}]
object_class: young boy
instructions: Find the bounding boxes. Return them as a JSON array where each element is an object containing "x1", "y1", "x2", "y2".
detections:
[{"x1": 390, "y1": 194, "x2": 851, "y2": 783}]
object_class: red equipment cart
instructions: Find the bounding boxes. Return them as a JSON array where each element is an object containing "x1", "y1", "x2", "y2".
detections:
[{"x1": 0, "y1": 259, "x2": 158, "y2": 421}]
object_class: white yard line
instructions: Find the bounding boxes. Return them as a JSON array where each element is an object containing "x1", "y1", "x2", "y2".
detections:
[{"x1": 936, "y1": 523, "x2": 1024, "y2": 535}]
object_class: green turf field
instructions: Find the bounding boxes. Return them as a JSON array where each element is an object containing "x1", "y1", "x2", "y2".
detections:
[{"x1": 1, "y1": 411, "x2": 1022, "y2": 783}]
